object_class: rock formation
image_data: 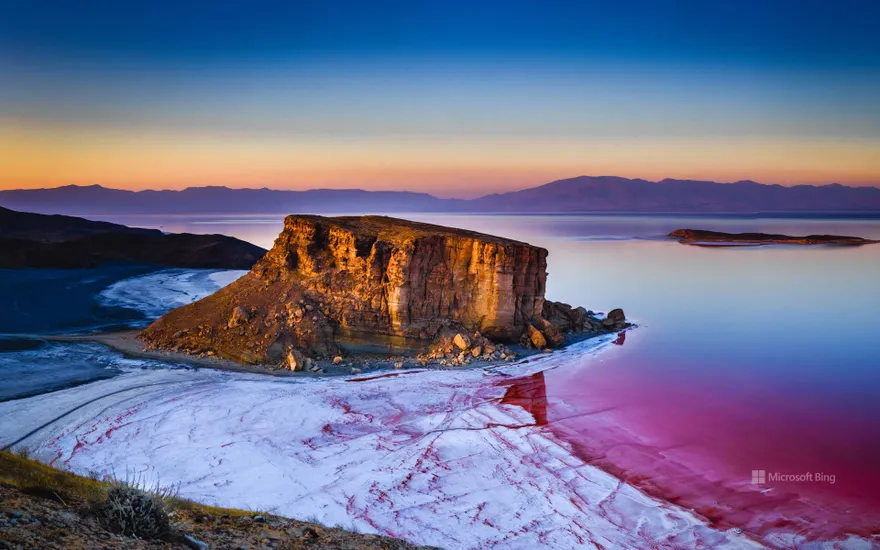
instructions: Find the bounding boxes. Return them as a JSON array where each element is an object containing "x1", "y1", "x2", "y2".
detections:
[
  {"x1": 670, "y1": 228, "x2": 878, "y2": 246},
  {"x1": 141, "y1": 215, "x2": 627, "y2": 365}
]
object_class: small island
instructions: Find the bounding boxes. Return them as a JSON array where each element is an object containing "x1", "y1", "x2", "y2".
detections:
[{"x1": 670, "y1": 228, "x2": 879, "y2": 247}]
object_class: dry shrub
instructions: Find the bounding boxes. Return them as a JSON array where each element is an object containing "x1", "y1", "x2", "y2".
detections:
[{"x1": 96, "y1": 480, "x2": 174, "y2": 540}]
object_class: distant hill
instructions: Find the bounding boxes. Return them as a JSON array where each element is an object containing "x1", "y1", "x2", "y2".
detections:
[
  {"x1": 468, "y1": 176, "x2": 880, "y2": 213},
  {"x1": 0, "y1": 185, "x2": 460, "y2": 215},
  {"x1": 0, "y1": 206, "x2": 266, "y2": 269},
  {"x1": 2, "y1": 177, "x2": 879, "y2": 215}
]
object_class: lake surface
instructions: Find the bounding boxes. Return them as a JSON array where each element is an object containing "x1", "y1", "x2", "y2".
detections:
[{"x1": 26, "y1": 213, "x2": 880, "y2": 542}]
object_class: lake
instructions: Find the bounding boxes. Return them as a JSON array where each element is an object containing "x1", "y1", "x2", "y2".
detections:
[{"x1": 7, "y1": 212, "x2": 880, "y2": 545}]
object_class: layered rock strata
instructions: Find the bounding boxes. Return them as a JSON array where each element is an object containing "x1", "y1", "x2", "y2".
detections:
[{"x1": 141, "y1": 215, "x2": 626, "y2": 365}]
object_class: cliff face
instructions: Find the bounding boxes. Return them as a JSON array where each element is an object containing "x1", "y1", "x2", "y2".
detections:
[
  {"x1": 259, "y1": 215, "x2": 547, "y2": 342},
  {"x1": 141, "y1": 215, "x2": 618, "y2": 365}
]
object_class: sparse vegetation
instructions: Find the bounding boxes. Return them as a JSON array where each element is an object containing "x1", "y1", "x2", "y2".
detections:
[
  {"x1": 0, "y1": 450, "x2": 440, "y2": 549},
  {"x1": 0, "y1": 447, "x2": 106, "y2": 505},
  {"x1": 96, "y1": 482, "x2": 172, "y2": 539}
]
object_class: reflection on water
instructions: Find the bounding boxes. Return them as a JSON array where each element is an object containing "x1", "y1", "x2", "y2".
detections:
[
  {"x1": 498, "y1": 371, "x2": 548, "y2": 427},
  {"x1": 76, "y1": 212, "x2": 880, "y2": 540}
]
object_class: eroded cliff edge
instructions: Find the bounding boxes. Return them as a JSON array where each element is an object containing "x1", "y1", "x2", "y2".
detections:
[{"x1": 141, "y1": 215, "x2": 627, "y2": 367}]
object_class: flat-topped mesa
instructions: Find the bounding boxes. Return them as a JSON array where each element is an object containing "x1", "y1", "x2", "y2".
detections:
[{"x1": 141, "y1": 215, "x2": 624, "y2": 365}]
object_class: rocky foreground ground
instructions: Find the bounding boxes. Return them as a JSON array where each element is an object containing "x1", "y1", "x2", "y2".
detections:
[{"x1": 0, "y1": 452, "x2": 436, "y2": 550}]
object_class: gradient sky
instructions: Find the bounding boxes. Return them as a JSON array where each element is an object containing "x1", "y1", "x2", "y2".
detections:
[{"x1": 1, "y1": 0, "x2": 879, "y2": 197}]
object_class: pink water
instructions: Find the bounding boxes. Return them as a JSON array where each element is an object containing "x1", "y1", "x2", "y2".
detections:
[
  {"x1": 88, "y1": 212, "x2": 880, "y2": 545},
  {"x1": 535, "y1": 329, "x2": 880, "y2": 542}
]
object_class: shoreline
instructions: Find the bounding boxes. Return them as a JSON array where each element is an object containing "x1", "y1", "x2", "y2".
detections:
[
  {"x1": 26, "y1": 328, "x2": 873, "y2": 547},
  {"x1": 0, "y1": 328, "x2": 774, "y2": 550},
  {"x1": 44, "y1": 331, "x2": 335, "y2": 378},
  {"x1": 44, "y1": 327, "x2": 618, "y2": 380}
]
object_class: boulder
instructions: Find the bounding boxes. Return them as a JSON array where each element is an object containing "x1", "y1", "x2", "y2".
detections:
[
  {"x1": 603, "y1": 308, "x2": 627, "y2": 331},
  {"x1": 286, "y1": 349, "x2": 305, "y2": 371},
  {"x1": 539, "y1": 319, "x2": 566, "y2": 347},
  {"x1": 453, "y1": 333, "x2": 471, "y2": 351},
  {"x1": 541, "y1": 300, "x2": 577, "y2": 331},
  {"x1": 527, "y1": 325, "x2": 547, "y2": 349},
  {"x1": 228, "y1": 306, "x2": 250, "y2": 329},
  {"x1": 432, "y1": 326, "x2": 458, "y2": 353},
  {"x1": 583, "y1": 315, "x2": 603, "y2": 331}
]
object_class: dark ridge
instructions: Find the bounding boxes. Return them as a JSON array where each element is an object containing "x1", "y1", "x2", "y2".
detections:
[
  {"x1": 0, "y1": 207, "x2": 266, "y2": 269},
  {"x1": 2, "y1": 177, "x2": 880, "y2": 215},
  {"x1": 0, "y1": 205, "x2": 158, "y2": 242}
]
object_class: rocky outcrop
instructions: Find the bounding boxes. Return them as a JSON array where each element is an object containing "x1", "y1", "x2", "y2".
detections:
[
  {"x1": 141, "y1": 215, "x2": 627, "y2": 365},
  {"x1": 418, "y1": 327, "x2": 518, "y2": 367}
]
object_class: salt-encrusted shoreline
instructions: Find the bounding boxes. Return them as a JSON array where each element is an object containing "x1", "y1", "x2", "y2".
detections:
[
  {"x1": 97, "y1": 268, "x2": 248, "y2": 320},
  {"x1": 47, "y1": 322, "x2": 621, "y2": 379},
  {"x1": 0, "y1": 333, "x2": 770, "y2": 550}
]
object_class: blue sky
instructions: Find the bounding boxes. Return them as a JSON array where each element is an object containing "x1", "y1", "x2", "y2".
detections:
[
  {"x1": 1, "y1": 0, "x2": 878, "y2": 196},
  {"x1": 2, "y1": 0, "x2": 879, "y2": 68}
]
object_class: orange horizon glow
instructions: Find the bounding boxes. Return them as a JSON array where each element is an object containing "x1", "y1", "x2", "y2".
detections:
[{"x1": 2, "y1": 124, "x2": 878, "y2": 198}]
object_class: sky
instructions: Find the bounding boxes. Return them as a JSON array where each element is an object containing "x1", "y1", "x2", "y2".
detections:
[{"x1": 1, "y1": 0, "x2": 879, "y2": 198}]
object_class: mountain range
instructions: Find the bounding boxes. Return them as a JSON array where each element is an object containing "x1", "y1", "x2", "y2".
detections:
[{"x1": 2, "y1": 176, "x2": 879, "y2": 215}]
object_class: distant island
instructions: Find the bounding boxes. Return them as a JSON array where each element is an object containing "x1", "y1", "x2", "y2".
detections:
[
  {"x1": 670, "y1": 228, "x2": 879, "y2": 246},
  {"x1": 2, "y1": 176, "x2": 880, "y2": 215},
  {"x1": 0, "y1": 206, "x2": 266, "y2": 269}
]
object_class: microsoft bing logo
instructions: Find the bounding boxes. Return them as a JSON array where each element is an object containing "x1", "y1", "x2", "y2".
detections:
[{"x1": 751, "y1": 470, "x2": 766, "y2": 485}]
